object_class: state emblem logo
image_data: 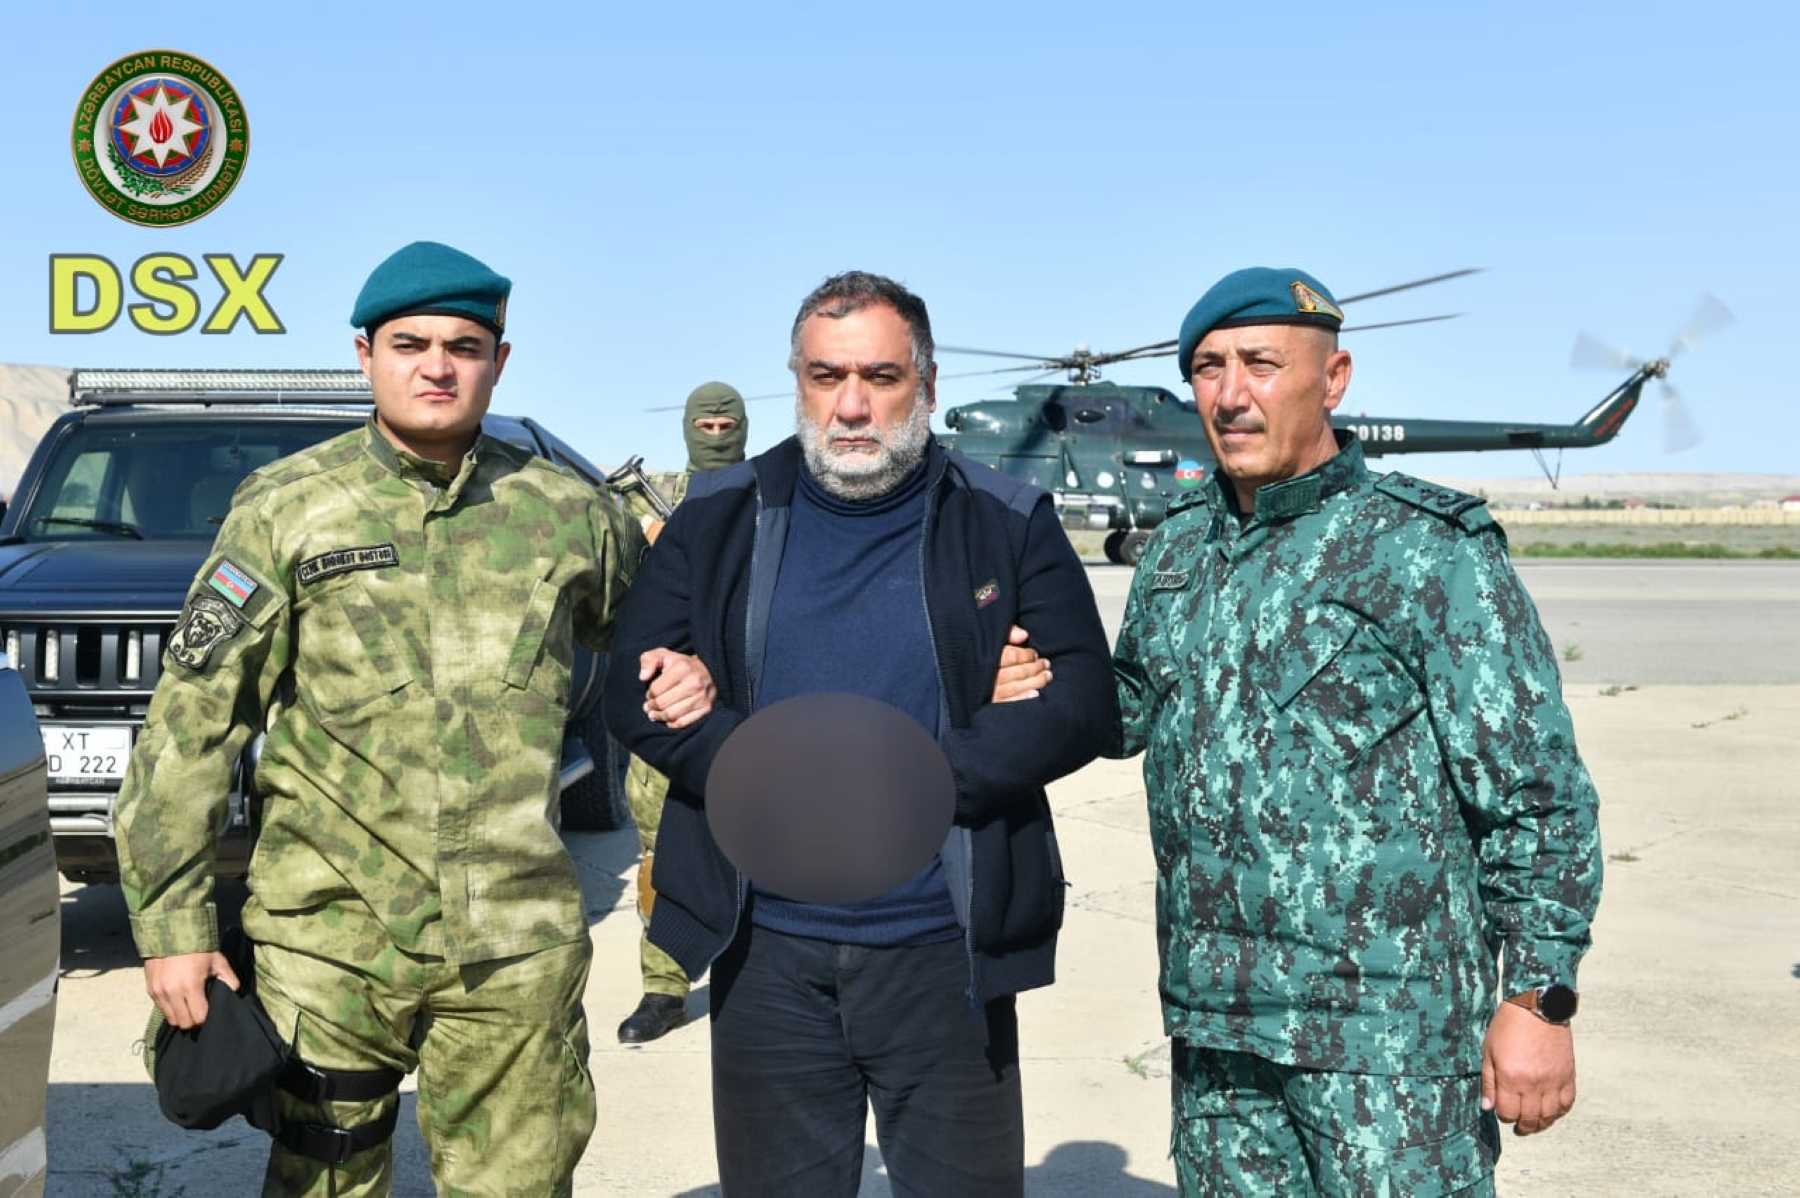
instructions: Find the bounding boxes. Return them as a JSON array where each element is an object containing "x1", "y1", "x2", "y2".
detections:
[{"x1": 71, "y1": 51, "x2": 249, "y2": 227}]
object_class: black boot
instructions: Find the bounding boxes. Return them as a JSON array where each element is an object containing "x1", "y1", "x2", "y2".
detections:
[{"x1": 617, "y1": 994, "x2": 687, "y2": 1044}]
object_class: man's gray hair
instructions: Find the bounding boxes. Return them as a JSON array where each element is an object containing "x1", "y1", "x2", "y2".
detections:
[{"x1": 787, "y1": 271, "x2": 935, "y2": 376}]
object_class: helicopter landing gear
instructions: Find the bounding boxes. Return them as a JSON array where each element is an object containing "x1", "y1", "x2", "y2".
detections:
[{"x1": 1104, "y1": 530, "x2": 1149, "y2": 567}]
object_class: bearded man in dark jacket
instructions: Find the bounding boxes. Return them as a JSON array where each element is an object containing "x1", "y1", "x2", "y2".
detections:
[{"x1": 604, "y1": 270, "x2": 1117, "y2": 1196}]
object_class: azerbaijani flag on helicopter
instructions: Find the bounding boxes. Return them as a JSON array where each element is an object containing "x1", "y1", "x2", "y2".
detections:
[{"x1": 1175, "y1": 460, "x2": 1206, "y2": 488}]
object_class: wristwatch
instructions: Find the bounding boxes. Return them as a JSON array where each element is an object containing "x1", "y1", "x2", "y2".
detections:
[{"x1": 1504, "y1": 984, "x2": 1579, "y2": 1025}]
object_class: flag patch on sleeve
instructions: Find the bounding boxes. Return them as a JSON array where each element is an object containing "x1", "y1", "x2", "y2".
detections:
[{"x1": 208, "y1": 559, "x2": 259, "y2": 608}]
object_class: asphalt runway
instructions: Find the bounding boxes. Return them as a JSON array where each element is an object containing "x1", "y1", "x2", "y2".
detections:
[{"x1": 1083, "y1": 559, "x2": 1800, "y2": 686}]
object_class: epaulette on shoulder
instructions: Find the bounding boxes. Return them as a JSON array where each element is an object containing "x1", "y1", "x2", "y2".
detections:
[
  {"x1": 1374, "y1": 472, "x2": 1496, "y2": 534},
  {"x1": 234, "y1": 429, "x2": 362, "y2": 502},
  {"x1": 1165, "y1": 487, "x2": 1212, "y2": 519}
]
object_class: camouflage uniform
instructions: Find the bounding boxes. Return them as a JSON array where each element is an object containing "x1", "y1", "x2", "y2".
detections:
[
  {"x1": 611, "y1": 468, "x2": 691, "y2": 999},
  {"x1": 1113, "y1": 437, "x2": 1602, "y2": 1194},
  {"x1": 116, "y1": 421, "x2": 641, "y2": 1196}
]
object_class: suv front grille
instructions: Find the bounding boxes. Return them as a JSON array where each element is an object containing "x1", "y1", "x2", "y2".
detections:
[{"x1": 2, "y1": 622, "x2": 175, "y2": 694}]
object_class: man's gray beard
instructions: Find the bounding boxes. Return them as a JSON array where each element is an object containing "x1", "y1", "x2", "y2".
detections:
[{"x1": 795, "y1": 390, "x2": 933, "y2": 502}]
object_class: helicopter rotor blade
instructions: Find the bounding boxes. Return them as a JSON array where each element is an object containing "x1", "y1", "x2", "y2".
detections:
[
  {"x1": 1569, "y1": 333, "x2": 1642, "y2": 373},
  {"x1": 642, "y1": 387, "x2": 793, "y2": 413},
  {"x1": 1098, "y1": 314, "x2": 1463, "y2": 364},
  {"x1": 1088, "y1": 338, "x2": 1178, "y2": 364},
  {"x1": 936, "y1": 345, "x2": 1064, "y2": 364},
  {"x1": 1659, "y1": 381, "x2": 1703, "y2": 453},
  {"x1": 937, "y1": 363, "x2": 1070, "y2": 380},
  {"x1": 1335, "y1": 268, "x2": 1482, "y2": 306},
  {"x1": 1339, "y1": 313, "x2": 1463, "y2": 333},
  {"x1": 1668, "y1": 293, "x2": 1734, "y2": 358}
]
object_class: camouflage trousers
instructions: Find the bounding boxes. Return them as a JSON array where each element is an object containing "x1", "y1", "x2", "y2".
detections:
[
  {"x1": 253, "y1": 911, "x2": 596, "y2": 1197},
  {"x1": 1170, "y1": 1042, "x2": 1499, "y2": 1197},
  {"x1": 626, "y1": 753, "x2": 689, "y2": 998}
]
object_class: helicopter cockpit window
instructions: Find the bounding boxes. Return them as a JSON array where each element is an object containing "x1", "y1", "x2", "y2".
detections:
[{"x1": 1041, "y1": 402, "x2": 1067, "y2": 432}]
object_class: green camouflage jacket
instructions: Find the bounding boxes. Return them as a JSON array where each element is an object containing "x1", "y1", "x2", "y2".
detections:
[
  {"x1": 1113, "y1": 437, "x2": 1602, "y2": 1075},
  {"x1": 115, "y1": 421, "x2": 642, "y2": 965}
]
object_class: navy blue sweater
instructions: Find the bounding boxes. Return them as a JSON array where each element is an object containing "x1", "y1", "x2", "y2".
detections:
[{"x1": 751, "y1": 461, "x2": 960, "y2": 945}]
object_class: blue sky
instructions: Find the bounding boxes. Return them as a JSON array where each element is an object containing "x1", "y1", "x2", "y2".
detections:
[{"x1": 7, "y1": 2, "x2": 1795, "y2": 479}]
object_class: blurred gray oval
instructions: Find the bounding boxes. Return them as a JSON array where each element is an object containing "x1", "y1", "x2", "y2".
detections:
[{"x1": 705, "y1": 693, "x2": 955, "y2": 905}]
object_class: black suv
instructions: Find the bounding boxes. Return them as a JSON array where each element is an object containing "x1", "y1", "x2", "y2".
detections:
[{"x1": 0, "y1": 369, "x2": 629, "y2": 885}]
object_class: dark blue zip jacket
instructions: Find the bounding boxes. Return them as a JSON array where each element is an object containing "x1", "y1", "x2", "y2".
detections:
[{"x1": 602, "y1": 435, "x2": 1118, "y2": 1001}]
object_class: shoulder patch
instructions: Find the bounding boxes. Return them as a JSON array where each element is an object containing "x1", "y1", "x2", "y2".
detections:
[
  {"x1": 167, "y1": 592, "x2": 246, "y2": 672},
  {"x1": 208, "y1": 559, "x2": 259, "y2": 607},
  {"x1": 1375, "y1": 473, "x2": 1494, "y2": 533}
]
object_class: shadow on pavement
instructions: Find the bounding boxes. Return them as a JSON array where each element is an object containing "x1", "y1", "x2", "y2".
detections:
[
  {"x1": 47, "y1": 1082, "x2": 435, "y2": 1197},
  {"x1": 670, "y1": 1139, "x2": 1175, "y2": 1196},
  {"x1": 567, "y1": 826, "x2": 639, "y2": 928}
]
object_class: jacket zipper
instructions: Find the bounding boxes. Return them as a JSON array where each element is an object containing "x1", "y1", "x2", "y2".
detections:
[
  {"x1": 915, "y1": 466, "x2": 979, "y2": 1002},
  {"x1": 703, "y1": 483, "x2": 761, "y2": 973}
]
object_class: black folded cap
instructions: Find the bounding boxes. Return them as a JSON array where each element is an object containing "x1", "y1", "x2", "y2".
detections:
[{"x1": 153, "y1": 975, "x2": 287, "y2": 1130}]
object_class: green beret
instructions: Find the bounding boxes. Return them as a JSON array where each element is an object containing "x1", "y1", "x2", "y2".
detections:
[
  {"x1": 1176, "y1": 267, "x2": 1343, "y2": 382},
  {"x1": 350, "y1": 241, "x2": 512, "y2": 337}
]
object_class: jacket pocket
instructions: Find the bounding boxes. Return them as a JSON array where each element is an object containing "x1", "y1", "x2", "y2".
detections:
[
  {"x1": 967, "y1": 795, "x2": 1064, "y2": 950},
  {"x1": 503, "y1": 577, "x2": 571, "y2": 705},
  {"x1": 295, "y1": 576, "x2": 414, "y2": 719},
  {"x1": 1264, "y1": 604, "x2": 1424, "y2": 767}
]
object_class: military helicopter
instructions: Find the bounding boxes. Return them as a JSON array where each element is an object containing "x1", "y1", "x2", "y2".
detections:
[{"x1": 931, "y1": 285, "x2": 1731, "y2": 563}]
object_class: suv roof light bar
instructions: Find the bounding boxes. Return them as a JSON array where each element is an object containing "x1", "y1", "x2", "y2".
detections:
[{"x1": 71, "y1": 368, "x2": 373, "y2": 406}]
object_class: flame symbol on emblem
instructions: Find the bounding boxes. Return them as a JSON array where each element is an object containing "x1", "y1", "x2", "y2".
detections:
[{"x1": 149, "y1": 108, "x2": 173, "y2": 145}]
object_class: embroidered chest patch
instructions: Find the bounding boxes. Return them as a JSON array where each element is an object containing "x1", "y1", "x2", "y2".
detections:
[
  {"x1": 168, "y1": 592, "x2": 245, "y2": 671},
  {"x1": 297, "y1": 543, "x2": 400, "y2": 586},
  {"x1": 1148, "y1": 569, "x2": 1191, "y2": 593},
  {"x1": 208, "y1": 559, "x2": 258, "y2": 607},
  {"x1": 974, "y1": 579, "x2": 1000, "y2": 609}
]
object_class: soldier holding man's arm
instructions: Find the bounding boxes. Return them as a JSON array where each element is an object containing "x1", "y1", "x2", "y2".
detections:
[
  {"x1": 1112, "y1": 268, "x2": 1603, "y2": 1196},
  {"x1": 115, "y1": 242, "x2": 644, "y2": 1197}
]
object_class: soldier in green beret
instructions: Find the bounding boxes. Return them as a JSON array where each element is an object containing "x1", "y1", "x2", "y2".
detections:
[
  {"x1": 114, "y1": 240, "x2": 658, "y2": 1196},
  {"x1": 1112, "y1": 267, "x2": 1603, "y2": 1194},
  {"x1": 611, "y1": 380, "x2": 748, "y2": 1044}
]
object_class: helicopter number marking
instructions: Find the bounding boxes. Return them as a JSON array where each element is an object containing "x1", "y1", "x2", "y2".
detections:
[{"x1": 1352, "y1": 424, "x2": 1407, "y2": 443}]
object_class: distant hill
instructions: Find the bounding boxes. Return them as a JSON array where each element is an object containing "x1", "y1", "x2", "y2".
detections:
[{"x1": 1413, "y1": 471, "x2": 1800, "y2": 506}]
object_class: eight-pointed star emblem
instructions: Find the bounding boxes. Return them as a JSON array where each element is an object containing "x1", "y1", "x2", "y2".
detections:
[{"x1": 115, "y1": 83, "x2": 203, "y2": 170}]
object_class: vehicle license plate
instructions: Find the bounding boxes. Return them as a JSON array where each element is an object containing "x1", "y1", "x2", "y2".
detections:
[{"x1": 42, "y1": 725, "x2": 133, "y2": 784}]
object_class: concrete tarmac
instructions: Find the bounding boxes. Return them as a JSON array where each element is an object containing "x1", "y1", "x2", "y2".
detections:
[{"x1": 39, "y1": 561, "x2": 1800, "y2": 1195}]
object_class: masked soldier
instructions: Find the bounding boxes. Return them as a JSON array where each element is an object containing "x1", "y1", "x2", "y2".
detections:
[
  {"x1": 611, "y1": 381, "x2": 747, "y2": 1044},
  {"x1": 114, "y1": 241, "x2": 648, "y2": 1196},
  {"x1": 1113, "y1": 268, "x2": 1603, "y2": 1195}
]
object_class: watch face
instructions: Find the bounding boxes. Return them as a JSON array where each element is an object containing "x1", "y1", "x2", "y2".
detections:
[{"x1": 1540, "y1": 985, "x2": 1579, "y2": 1023}]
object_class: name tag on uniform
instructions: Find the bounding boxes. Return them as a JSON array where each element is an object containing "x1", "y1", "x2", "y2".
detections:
[
  {"x1": 297, "y1": 543, "x2": 400, "y2": 585},
  {"x1": 1148, "y1": 569, "x2": 1190, "y2": 592}
]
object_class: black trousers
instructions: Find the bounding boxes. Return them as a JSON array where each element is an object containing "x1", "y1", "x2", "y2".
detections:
[{"x1": 709, "y1": 924, "x2": 1024, "y2": 1197}]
